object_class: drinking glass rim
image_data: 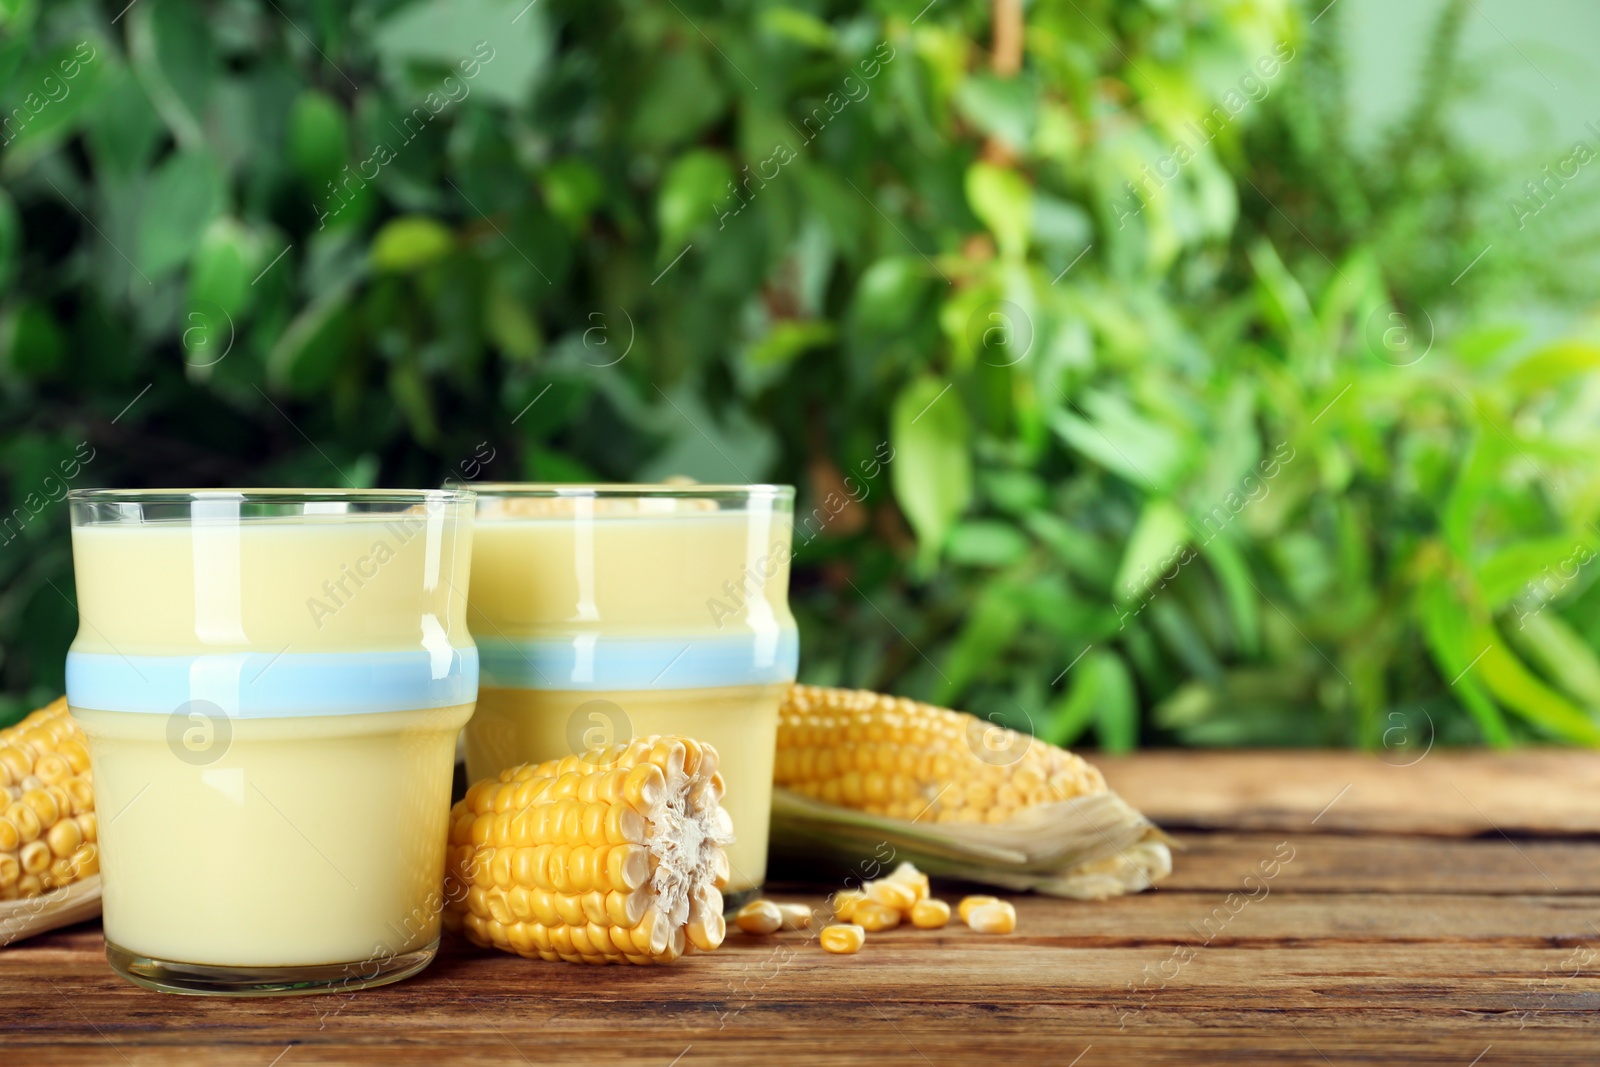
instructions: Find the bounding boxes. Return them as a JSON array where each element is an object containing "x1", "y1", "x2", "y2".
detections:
[
  {"x1": 67, "y1": 488, "x2": 475, "y2": 506},
  {"x1": 467, "y1": 482, "x2": 793, "y2": 500}
]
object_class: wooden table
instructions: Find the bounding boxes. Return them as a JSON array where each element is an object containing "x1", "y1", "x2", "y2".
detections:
[{"x1": 4, "y1": 751, "x2": 1598, "y2": 1064}]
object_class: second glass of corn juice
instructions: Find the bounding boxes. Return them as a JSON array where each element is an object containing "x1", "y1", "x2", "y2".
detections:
[
  {"x1": 65, "y1": 489, "x2": 477, "y2": 995},
  {"x1": 463, "y1": 484, "x2": 797, "y2": 905}
]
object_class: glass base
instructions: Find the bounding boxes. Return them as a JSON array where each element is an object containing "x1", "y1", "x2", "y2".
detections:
[
  {"x1": 722, "y1": 885, "x2": 762, "y2": 911},
  {"x1": 105, "y1": 937, "x2": 438, "y2": 996}
]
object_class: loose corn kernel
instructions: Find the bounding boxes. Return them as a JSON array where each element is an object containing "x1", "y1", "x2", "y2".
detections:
[
  {"x1": 829, "y1": 887, "x2": 866, "y2": 922},
  {"x1": 776, "y1": 686, "x2": 1109, "y2": 823},
  {"x1": 0, "y1": 699, "x2": 95, "y2": 900},
  {"x1": 958, "y1": 895, "x2": 1001, "y2": 925},
  {"x1": 734, "y1": 899, "x2": 782, "y2": 935},
  {"x1": 775, "y1": 903, "x2": 814, "y2": 931},
  {"x1": 444, "y1": 735, "x2": 731, "y2": 965},
  {"x1": 910, "y1": 899, "x2": 951, "y2": 929},
  {"x1": 820, "y1": 924, "x2": 865, "y2": 954},
  {"x1": 885, "y1": 861, "x2": 930, "y2": 901},
  {"x1": 852, "y1": 901, "x2": 901, "y2": 932},
  {"x1": 866, "y1": 879, "x2": 917, "y2": 913},
  {"x1": 966, "y1": 900, "x2": 1016, "y2": 934}
]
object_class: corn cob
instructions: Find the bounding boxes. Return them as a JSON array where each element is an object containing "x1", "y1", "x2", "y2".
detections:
[
  {"x1": 771, "y1": 685, "x2": 1172, "y2": 899},
  {"x1": 0, "y1": 698, "x2": 98, "y2": 903},
  {"x1": 443, "y1": 735, "x2": 732, "y2": 965},
  {"x1": 776, "y1": 685, "x2": 1106, "y2": 822}
]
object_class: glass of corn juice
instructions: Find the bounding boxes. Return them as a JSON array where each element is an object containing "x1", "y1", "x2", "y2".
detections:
[
  {"x1": 64, "y1": 489, "x2": 477, "y2": 995},
  {"x1": 463, "y1": 484, "x2": 797, "y2": 907}
]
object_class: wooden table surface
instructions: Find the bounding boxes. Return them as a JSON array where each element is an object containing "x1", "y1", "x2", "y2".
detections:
[{"x1": 4, "y1": 751, "x2": 1598, "y2": 1065}]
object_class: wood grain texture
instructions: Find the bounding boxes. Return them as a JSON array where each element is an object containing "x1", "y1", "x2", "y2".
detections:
[
  {"x1": 1097, "y1": 749, "x2": 1600, "y2": 835},
  {"x1": 4, "y1": 752, "x2": 1599, "y2": 1066}
]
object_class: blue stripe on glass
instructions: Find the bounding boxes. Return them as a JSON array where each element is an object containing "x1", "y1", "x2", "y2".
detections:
[
  {"x1": 65, "y1": 647, "x2": 479, "y2": 717},
  {"x1": 475, "y1": 630, "x2": 799, "y2": 690}
]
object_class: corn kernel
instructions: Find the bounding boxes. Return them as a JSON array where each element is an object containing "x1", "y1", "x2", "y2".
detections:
[
  {"x1": 820, "y1": 924, "x2": 865, "y2": 954},
  {"x1": 830, "y1": 887, "x2": 866, "y2": 922},
  {"x1": 734, "y1": 899, "x2": 782, "y2": 935},
  {"x1": 866, "y1": 879, "x2": 917, "y2": 912},
  {"x1": 910, "y1": 899, "x2": 951, "y2": 929},
  {"x1": 852, "y1": 901, "x2": 901, "y2": 932},
  {"x1": 775, "y1": 903, "x2": 814, "y2": 931},
  {"x1": 966, "y1": 900, "x2": 1016, "y2": 934},
  {"x1": 958, "y1": 895, "x2": 1001, "y2": 924},
  {"x1": 885, "y1": 861, "x2": 930, "y2": 901}
]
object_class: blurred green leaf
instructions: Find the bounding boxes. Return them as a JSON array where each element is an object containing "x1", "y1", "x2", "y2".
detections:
[
  {"x1": 287, "y1": 90, "x2": 348, "y2": 185},
  {"x1": 541, "y1": 159, "x2": 604, "y2": 232},
  {"x1": 138, "y1": 149, "x2": 225, "y2": 275},
  {"x1": 127, "y1": 0, "x2": 215, "y2": 147},
  {"x1": 1506, "y1": 340, "x2": 1600, "y2": 391},
  {"x1": 0, "y1": 188, "x2": 17, "y2": 291},
  {"x1": 891, "y1": 376, "x2": 972, "y2": 572},
  {"x1": 370, "y1": 216, "x2": 454, "y2": 272},
  {"x1": 936, "y1": 583, "x2": 1024, "y2": 705},
  {"x1": 85, "y1": 64, "x2": 164, "y2": 180},
  {"x1": 484, "y1": 276, "x2": 541, "y2": 361},
  {"x1": 657, "y1": 149, "x2": 733, "y2": 253},
  {"x1": 629, "y1": 49, "x2": 726, "y2": 149},
  {"x1": 1200, "y1": 535, "x2": 1261, "y2": 656},
  {"x1": 0, "y1": 303, "x2": 65, "y2": 380},
  {"x1": 266, "y1": 283, "x2": 355, "y2": 394},
  {"x1": 758, "y1": 7, "x2": 834, "y2": 48},
  {"x1": 372, "y1": 0, "x2": 551, "y2": 106},
  {"x1": 946, "y1": 520, "x2": 1030, "y2": 567},
  {"x1": 1418, "y1": 575, "x2": 1512, "y2": 746},
  {"x1": 188, "y1": 218, "x2": 261, "y2": 318},
  {"x1": 1477, "y1": 537, "x2": 1592, "y2": 608},
  {"x1": 1049, "y1": 393, "x2": 1185, "y2": 492},
  {"x1": 965, "y1": 162, "x2": 1032, "y2": 258},
  {"x1": 1042, "y1": 650, "x2": 1136, "y2": 751},
  {"x1": 850, "y1": 257, "x2": 930, "y2": 336},
  {"x1": 1512, "y1": 611, "x2": 1600, "y2": 711},
  {"x1": 954, "y1": 74, "x2": 1037, "y2": 153},
  {"x1": 1115, "y1": 499, "x2": 1190, "y2": 601}
]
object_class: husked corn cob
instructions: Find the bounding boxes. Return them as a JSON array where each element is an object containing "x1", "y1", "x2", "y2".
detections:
[
  {"x1": 776, "y1": 685, "x2": 1106, "y2": 824},
  {"x1": 0, "y1": 699, "x2": 98, "y2": 901},
  {"x1": 774, "y1": 688, "x2": 1172, "y2": 900},
  {"x1": 443, "y1": 735, "x2": 732, "y2": 965}
]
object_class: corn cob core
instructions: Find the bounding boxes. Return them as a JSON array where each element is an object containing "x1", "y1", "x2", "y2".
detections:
[
  {"x1": 0, "y1": 698, "x2": 98, "y2": 901},
  {"x1": 775, "y1": 685, "x2": 1107, "y2": 824},
  {"x1": 443, "y1": 735, "x2": 733, "y2": 965}
]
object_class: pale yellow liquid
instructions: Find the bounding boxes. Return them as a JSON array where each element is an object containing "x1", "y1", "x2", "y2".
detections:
[
  {"x1": 76, "y1": 705, "x2": 470, "y2": 967},
  {"x1": 464, "y1": 685, "x2": 785, "y2": 892},
  {"x1": 468, "y1": 507, "x2": 792, "y2": 635},
  {"x1": 68, "y1": 512, "x2": 475, "y2": 968},
  {"x1": 71, "y1": 512, "x2": 473, "y2": 654},
  {"x1": 467, "y1": 505, "x2": 795, "y2": 892}
]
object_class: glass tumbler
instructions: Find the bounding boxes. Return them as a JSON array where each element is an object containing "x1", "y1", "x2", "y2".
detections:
[
  {"x1": 65, "y1": 489, "x2": 477, "y2": 995},
  {"x1": 462, "y1": 484, "x2": 797, "y2": 906}
]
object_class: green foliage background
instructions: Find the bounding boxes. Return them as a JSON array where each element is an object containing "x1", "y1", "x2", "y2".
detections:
[{"x1": 4, "y1": 0, "x2": 1600, "y2": 748}]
